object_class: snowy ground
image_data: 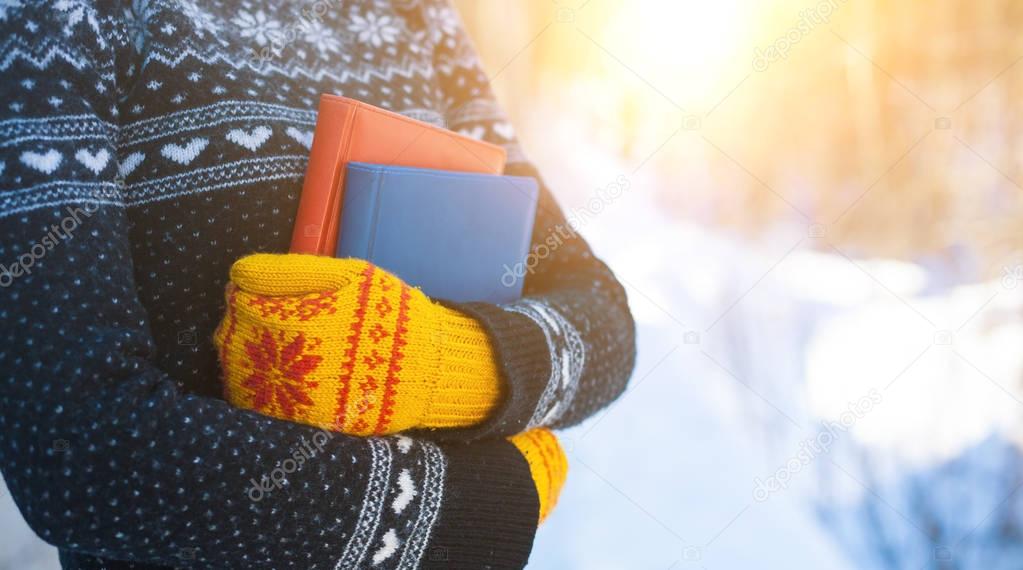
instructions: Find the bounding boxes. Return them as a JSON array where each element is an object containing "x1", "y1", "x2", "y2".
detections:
[{"x1": 0, "y1": 477, "x2": 59, "y2": 569}]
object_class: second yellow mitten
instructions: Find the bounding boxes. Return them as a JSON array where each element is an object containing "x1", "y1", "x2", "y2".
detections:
[
  {"x1": 215, "y1": 254, "x2": 503, "y2": 435},
  {"x1": 509, "y1": 428, "x2": 569, "y2": 523}
]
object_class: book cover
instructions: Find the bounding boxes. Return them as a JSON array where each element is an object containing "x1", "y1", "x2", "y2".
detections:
[
  {"x1": 290, "y1": 95, "x2": 507, "y2": 255},
  {"x1": 337, "y1": 162, "x2": 538, "y2": 303}
]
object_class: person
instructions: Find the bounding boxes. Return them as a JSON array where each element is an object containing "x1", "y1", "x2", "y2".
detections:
[{"x1": 0, "y1": 1, "x2": 636, "y2": 568}]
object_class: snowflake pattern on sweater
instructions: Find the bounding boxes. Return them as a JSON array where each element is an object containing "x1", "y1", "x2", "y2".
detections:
[{"x1": 0, "y1": 1, "x2": 636, "y2": 568}]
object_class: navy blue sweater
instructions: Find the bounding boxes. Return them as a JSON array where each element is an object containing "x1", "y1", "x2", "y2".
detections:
[{"x1": 0, "y1": 1, "x2": 636, "y2": 568}]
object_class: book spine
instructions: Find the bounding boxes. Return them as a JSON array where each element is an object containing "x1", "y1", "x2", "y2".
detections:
[
  {"x1": 335, "y1": 166, "x2": 381, "y2": 259},
  {"x1": 321, "y1": 106, "x2": 360, "y2": 254},
  {"x1": 289, "y1": 98, "x2": 356, "y2": 254}
]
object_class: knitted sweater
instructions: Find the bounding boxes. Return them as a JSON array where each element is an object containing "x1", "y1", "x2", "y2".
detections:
[{"x1": 0, "y1": 1, "x2": 636, "y2": 569}]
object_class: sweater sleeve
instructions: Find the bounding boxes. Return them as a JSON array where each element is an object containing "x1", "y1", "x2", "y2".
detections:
[
  {"x1": 421, "y1": 1, "x2": 638, "y2": 439},
  {"x1": 0, "y1": 3, "x2": 537, "y2": 568}
]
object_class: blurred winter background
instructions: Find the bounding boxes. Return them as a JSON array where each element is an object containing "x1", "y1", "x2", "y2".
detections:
[
  {"x1": 5, "y1": 0, "x2": 1023, "y2": 568},
  {"x1": 456, "y1": 0, "x2": 1023, "y2": 568}
]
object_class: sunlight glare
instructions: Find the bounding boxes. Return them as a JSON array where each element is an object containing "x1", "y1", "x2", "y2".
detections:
[{"x1": 601, "y1": 0, "x2": 753, "y2": 106}]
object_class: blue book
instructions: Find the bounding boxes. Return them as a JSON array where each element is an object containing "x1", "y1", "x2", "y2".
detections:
[{"x1": 336, "y1": 162, "x2": 539, "y2": 303}]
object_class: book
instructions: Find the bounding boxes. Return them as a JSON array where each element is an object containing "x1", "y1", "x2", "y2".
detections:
[
  {"x1": 337, "y1": 163, "x2": 539, "y2": 303},
  {"x1": 290, "y1": 95, "x2": 507, "y2": 255}
]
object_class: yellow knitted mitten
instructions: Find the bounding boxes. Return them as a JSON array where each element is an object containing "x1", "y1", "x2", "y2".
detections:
[
  {"x1": 214, "y1": 253, "x2": 502, "y2": 436},
  {"x1": 508, "y1": 429, "x2": 569, "y2": 524}
]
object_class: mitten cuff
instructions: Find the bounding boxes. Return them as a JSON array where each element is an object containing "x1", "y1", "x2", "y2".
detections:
[
  {"x1": 419, "y1": 307, "x2": 503, "y2": 428},
  {"x1": 422, "y1": 301, "x2": 551, "y2": 441}
]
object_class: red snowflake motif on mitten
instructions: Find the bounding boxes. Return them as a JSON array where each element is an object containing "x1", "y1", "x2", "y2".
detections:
[{"x1": 242, "y1": 329, "x2": 323, "y2": 419}]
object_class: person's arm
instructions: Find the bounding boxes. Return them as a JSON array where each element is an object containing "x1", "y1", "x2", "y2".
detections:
[
  {"x1": 0, "y1": 3, "x2": 539, "y2": 568},
  {"x1": 422, "y1": 1, "x2": 638, "y2": 439}
]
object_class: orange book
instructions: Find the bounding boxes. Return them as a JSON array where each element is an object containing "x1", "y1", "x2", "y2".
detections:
[{"x1": 290, "y1": 95, "x2": 508, "y2": 255}]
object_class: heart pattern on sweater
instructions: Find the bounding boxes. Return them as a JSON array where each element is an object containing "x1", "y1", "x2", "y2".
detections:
[
  {"x1": 75, "y1": 148, "x2": 111, "y2": 175},
  {"x1": 20, "y1": 149, "x2": 62, "y2": 174},
  {"x1": 286, "y1": 126, "x2": 313, "y2": 149},
  {"x1": 371, "y1": 529, "x2": 399, "y2": 565},
  {"x1": 118, "y1": 151, "x2": 145, "y2": 178},
  {"x1": 161, "y1": 137, "x2": 208, "y2": 165},
  {"x1": 391, "y1": 469, "x2": 416, "y2": 515},
  {"x1": 226, "y1": 126, "x2": 273, "y2": 151}
]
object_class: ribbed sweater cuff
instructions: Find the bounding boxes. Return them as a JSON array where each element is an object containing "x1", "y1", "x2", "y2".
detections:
[
  {"x1": 426, "y1": 439, "x2": 540, "y2": 570},
  {"x1": 428, "y1": 301, "x2": 552, "y2": 441}
]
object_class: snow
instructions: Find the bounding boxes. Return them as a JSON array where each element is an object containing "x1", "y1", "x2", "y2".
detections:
[
  {"x1": 0, "y1": 479, "x2": 59, "y2": 570},
  {"x1": 806, "y1": 279, "x2": 1023, "y2": 465}
]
